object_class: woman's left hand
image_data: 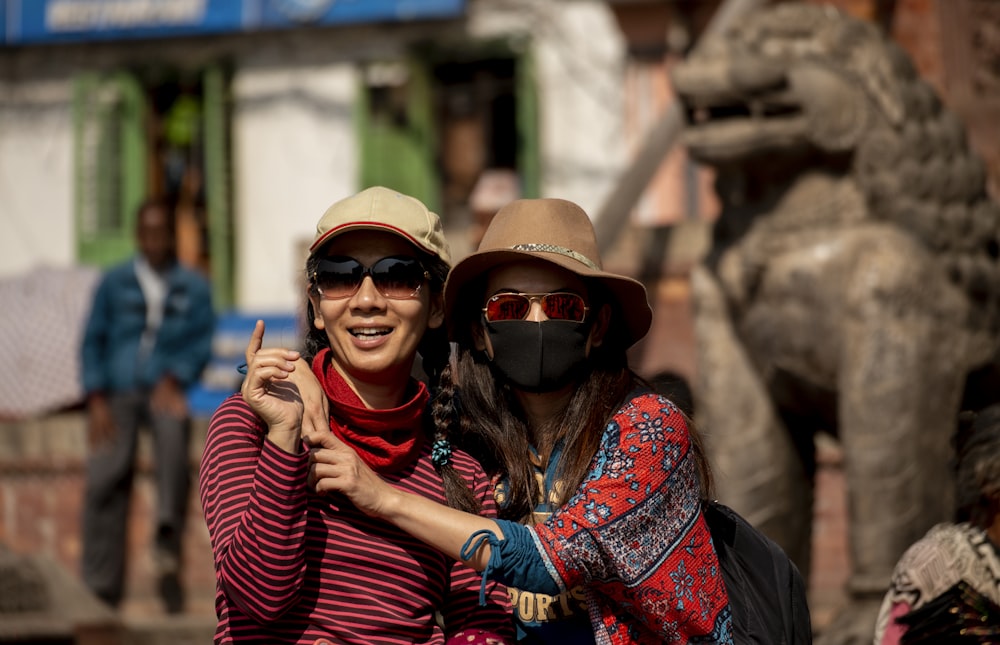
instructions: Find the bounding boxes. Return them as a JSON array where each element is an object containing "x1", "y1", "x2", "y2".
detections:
[
  {"x1": 285, "y1": 356, "x2": 329, "y2": 440},
  {"x1": 306, "y1": 432, "x2": 398, "y2": 518}
]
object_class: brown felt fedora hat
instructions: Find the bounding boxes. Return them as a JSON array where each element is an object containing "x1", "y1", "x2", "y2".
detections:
[{"x1": 444, "y1": 198, "x2": 652, "y2": 347}]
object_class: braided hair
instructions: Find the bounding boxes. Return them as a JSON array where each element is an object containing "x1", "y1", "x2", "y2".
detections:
[
  {"x1": 303, "y1": 247, "x2": 480, "y2": 515},
  {"x1": 417, "y1": 255, "x2": 481, "y2": 515}
]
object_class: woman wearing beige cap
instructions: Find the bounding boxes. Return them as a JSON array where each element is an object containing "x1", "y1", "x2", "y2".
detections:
[
  {"x1": 198, "y1": 187, "x2": 513, "y2": 645},
  {"x1": 308, "y1": 198, "x2": 734, "y2": 644}
]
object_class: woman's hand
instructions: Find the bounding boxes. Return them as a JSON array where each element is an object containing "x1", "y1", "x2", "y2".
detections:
[
  {"x1": 306, "y1": 432, "x2": 399, "y2": 519},
  {"x1": 241, "y1": 320, "x2": 304, "y2": 453},
  {"x1": 307, "y1": 431, "x2": 502, "y2": 571},
  {"x1": 286, "y1": 356, "x2": 329, "y2": 441}
]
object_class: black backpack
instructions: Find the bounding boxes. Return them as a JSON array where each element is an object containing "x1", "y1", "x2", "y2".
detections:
[{"x1": 703, "y1": 500, "x2": 813, "y2": 644}]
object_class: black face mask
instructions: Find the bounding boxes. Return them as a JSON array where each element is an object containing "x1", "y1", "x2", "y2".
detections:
[{"x1": 484, "y1": 319, "x2": 591, "y2": 393}]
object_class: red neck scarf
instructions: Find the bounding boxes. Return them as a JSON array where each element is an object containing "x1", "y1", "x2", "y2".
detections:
[{"x1": 311, "y1": 349, "x2": 427, "y2": 473}]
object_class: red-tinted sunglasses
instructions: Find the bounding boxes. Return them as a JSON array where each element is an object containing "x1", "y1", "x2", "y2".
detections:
[{"x1": 483, "y1": 292, "x2": 589, "y2": 322}]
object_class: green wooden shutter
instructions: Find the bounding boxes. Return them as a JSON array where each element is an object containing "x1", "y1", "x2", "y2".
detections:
[
  {"x1": 202, "y1": 64, "x2": 233, "y2": 310},
  {"x1": 74, "y1": 71, "x2": 147, "y2": 267},
  {"x1": 358, "y1": 61, "x2": 438, "y2": 211},
  {"x1": 516, "y1": 49, "x2": 540, "y2": 199}
]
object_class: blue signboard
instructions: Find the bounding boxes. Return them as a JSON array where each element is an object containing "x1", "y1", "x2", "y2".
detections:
[{"x1": 2, "y1": 0, "x2": 466, "y2": 45}]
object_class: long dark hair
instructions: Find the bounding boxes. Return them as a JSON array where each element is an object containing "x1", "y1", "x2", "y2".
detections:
[
  {"x1": 302, "y1": 246, "x2": 481, "y2": 515},
  {"x1": 442, "y1": 276, "x2": 642, "y2": 522}
]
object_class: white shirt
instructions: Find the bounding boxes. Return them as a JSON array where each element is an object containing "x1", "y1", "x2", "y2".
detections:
[{"x1": 133, "y1": 255, "x2": 168, "y2": 361}]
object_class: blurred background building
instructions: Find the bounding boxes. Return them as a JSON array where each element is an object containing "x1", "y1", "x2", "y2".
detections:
[{"x1": 1, "y1": 0, "x2": 640, "y2": 421}]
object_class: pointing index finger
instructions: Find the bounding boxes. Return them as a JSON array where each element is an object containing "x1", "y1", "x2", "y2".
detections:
[{"x1": 245, "y1": 319, "x2": 266, "y2": 366}]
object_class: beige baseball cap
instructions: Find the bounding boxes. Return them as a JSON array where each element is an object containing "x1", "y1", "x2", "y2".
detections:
[{"x1": 309, "y1": 186, "x2": 451, "y2": 265}]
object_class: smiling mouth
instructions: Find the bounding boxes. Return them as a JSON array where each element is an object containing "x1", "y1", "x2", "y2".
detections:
[{"x1": 350, "y1": 327, "x2": 392, "y2": 338}]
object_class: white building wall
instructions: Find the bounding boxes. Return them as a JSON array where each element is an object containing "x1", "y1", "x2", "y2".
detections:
[
  {"x1": 231, "y1": 63, "x2": 357, "y2": 314},
  {"x1": 535, "y1": 2, "x2": 626, "y2": 213},
  {"x1": 0, "y1": 78, "x2": 76, "y2": 276},
  {"x1": 469, "y1": 0, "x2": 627, "y2": 216}
]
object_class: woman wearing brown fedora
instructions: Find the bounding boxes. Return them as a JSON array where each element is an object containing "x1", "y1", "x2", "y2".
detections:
[
  {"x1": 199, "y1": 187, "x2": 513, "y2": 645},
  {"x1": 306, "y1": 197, "x2": 733, "y2": 644}
]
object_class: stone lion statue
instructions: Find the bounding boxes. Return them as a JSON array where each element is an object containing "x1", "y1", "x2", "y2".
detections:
[{"x1": 671, "y1": 4, "x2": 1000, "y2": 642}]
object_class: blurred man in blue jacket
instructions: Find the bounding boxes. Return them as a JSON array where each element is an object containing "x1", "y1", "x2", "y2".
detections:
[{"x1": 80, "y1": 198, "x2": 215, "y2": 614}]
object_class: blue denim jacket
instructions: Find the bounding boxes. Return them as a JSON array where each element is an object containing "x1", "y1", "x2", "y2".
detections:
[{"x1": 81, "y1": 257, "x2": 215, "y2": 394}]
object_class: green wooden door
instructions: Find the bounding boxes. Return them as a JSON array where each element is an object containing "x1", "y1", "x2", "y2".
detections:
[
  {"x1": 73, "y1": 66, "x2": 233, "y2": 308},
  {"x1": 73, "y1": 71, "x2": 147, "y2": 267},
  {"x1": 358, "y1": 50, "x2": 538, "y2": 209},
  {"x1": 516, "y1": 49, "x2": 540, "y2": 199},
  {"x1": 202, "y1": 64, "x2": 234, "y2": 311},
  {"x1": 358, "y1": 61, "x2": 438, "y2": 212}
]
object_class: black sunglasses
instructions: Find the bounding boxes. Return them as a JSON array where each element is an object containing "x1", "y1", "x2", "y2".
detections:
[{"x1": 313, "y1": 256, "x2": 429, "y2": 300}]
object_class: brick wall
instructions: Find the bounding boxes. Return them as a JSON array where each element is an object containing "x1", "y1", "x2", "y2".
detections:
[{"x1": 0, "y1": 413, "x2": 216, "y2": 621}]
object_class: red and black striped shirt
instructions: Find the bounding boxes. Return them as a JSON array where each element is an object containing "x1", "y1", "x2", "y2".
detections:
[{"x1": 199, "y1": 394, "x2": 512, "y2": 644}]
